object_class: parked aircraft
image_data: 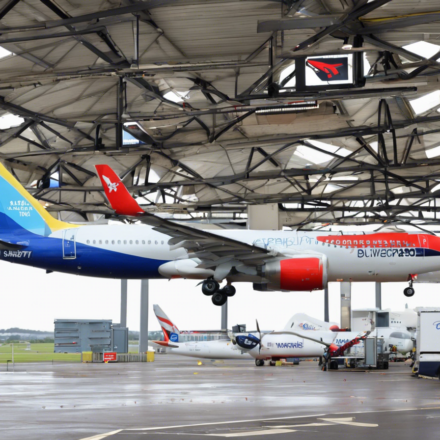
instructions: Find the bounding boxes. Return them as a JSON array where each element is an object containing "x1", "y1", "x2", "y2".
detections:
[
  {"x1": 152, "y1": 304, "x2": 254, "y2": 360},
  {"x1": 234, "y1": 323, "x2": 414, "y2": 367},
  {"x1": 0, "y1": 160, "x2": 439, "y2": 307}
]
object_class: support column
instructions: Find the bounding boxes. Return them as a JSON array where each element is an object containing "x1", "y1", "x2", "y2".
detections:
[
  {"x1": 375, "y1": 282, "x2": 382, "y2": 310},
  {"x1": 139, "y1": 280, "x2": 149, "y2": 353},
  {"x1": 324, "y1": 286, "x2": 329, "y2": 322},
  {"x1": 120, "y1": 279, "x2": 127, "y2": 328},
  {"x1": 340, "y1": 282, "x2": 351, "y2": 330},
  {"x1": 221, "y1": 302, "x2": 228, "y2": 330}
]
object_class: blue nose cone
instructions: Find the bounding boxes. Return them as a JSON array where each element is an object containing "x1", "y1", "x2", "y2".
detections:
[{"x1": 236, "y1": 334, "x2": 260, "y2": 350}]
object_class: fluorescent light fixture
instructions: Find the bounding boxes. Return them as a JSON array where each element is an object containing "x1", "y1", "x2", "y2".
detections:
[
  {"x1": 0, "y1": 46, "x2": 13, "y2": 60},
  {"x1": 410, "y1": 90, "x2": 440, "y2": 115},
  {"x1": 163, "y1": 91, "x2": 189, "y2": 103},
  {"x1": 342, "y1": 36, "x2": 354, "y2": 50},
  {"x1": 307, "y1": 140, "x2": 351, "y2": 157},
  {"x1": 0, "y1": 113, "x2": 24, "y2": 129},
  {"x1": 256, "y1": 101, "x2": 318, "y2": 114},
  {"x1": 403, "y1": 41, "x2": 440, "y2": 59},
  {"x1": 426, "y1": 145, "x2": 440, "y2": 158}
]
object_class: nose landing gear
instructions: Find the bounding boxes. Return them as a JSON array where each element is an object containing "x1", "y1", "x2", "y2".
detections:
[
  {"x1": 404, "y1": 275, "x2": 416, "y2": 297},
  {"x1": 201, "y1": 279, "x2": 236, "y2": 306}
]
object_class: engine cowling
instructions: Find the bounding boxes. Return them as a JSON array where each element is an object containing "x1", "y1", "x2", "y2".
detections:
[{"x1": 263, "y1": 256, "x2": 328, "y2": 291}]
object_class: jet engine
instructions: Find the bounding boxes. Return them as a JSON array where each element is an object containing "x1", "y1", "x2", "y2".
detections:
[{"x1": 257, "y1": 256, "x2": 328, "y2": 292}]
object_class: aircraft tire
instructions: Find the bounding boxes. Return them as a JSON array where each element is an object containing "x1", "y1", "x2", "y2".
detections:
[
  {"x1": 202, "y1": 279, "x2": 220, "y2": 296},
  {"x1": 224, "y1": 285, "x2": 236, "y2": 297},
  {"x1": 330, "y1": 360, "x2": 339, "y2": 370},
  {"x1": 404, "y1": 287, "x2": 415, "y2": 297},
  {"x1": 255, "y1": 359, "x2": 264, "y2": 367},
  {"x1": 211, "y1": 291, "x2": 227, "y2": 306}
]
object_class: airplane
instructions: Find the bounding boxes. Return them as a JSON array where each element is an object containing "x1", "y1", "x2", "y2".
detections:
[
  {"x1": 152, "y1": 304, "x2": 255, "y2": 360},
  {"x1": 94, "y1": 165, "x2": 440, "y2": 304},
  {"x1": 0, "y1": 160, "x2": 440, "y2": 307},
  {"x1": 234, "y1": 323, "x2": 414, "y2": 367},
  {"x1": 153, "y1": 305, "x2": 341, "y2": 361}
]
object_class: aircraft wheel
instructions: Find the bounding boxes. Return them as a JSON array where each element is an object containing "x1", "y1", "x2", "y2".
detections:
[
  {"x1": 404, "y1": 287, "x2": 415, "y2": 297},
  {"x1": 255, "y1": 359, "x2": 264, "y2": 367},
  {"x1": 223, "y1": 285, "x2": 236, "y2": 297},
  {"x1": 330, "y1": 360, "x2": 339, "y2": 370},
  {"x1": 202, "y1": 279, "x2": 219, "y2": 296},
  {"x1": 211, "y1": 291, "x2": 227, "y2": 306}
]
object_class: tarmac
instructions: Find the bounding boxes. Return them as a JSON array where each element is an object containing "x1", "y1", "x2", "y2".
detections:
[{"x1": 1, "y1": 355, "x2": 440, "y2": 440}]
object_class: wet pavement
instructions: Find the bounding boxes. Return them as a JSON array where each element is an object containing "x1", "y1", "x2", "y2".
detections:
[{"x1": 0, "y1": 356, "x2": 439, "y2": 440}]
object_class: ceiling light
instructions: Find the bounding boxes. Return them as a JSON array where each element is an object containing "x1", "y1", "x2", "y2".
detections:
[
  {"x1": 256, "y1": 101, "x2": 318, "y2": 114},
  {"x1": 342, "y1": 36, "x2": 354, "y2": 50},
  {"x1": 0, "y1": 113, "x2": 24, "y2": 129},
  {"x1": 163, "y1": 91, "x2": 189, "y2": 103}
]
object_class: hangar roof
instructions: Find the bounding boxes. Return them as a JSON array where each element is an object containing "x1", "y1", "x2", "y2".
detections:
[{"x1": 1, "y1": 0, "x2": 440, "y2": 227}]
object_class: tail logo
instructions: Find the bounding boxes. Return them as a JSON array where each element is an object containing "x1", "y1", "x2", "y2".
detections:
[
  {"x1": 102, "y1": 175, "x2": 119, "y2": 193},
  {"x1": 307, "y1": 60, "x2": 343, "y2": 79}
]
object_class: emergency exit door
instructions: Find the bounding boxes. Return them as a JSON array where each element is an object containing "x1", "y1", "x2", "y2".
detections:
[{"x1": 63, "y1": 229, "x2": 78, "y2": 259}]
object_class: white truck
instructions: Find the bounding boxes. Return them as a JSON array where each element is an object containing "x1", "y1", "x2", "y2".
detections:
[{"x1": 413, "y1": 308, "x2": 440, "y2": 379}]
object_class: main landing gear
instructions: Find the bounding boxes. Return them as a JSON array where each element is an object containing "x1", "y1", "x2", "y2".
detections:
[
  {"x1": 201, "y1": 278, "x2": 236, "y2": 306},
  {"x1": 404, "y1": 275, "x2": 416, "y2": 297}
]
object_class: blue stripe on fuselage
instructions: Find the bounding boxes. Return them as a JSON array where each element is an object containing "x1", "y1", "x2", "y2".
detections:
[{"x1": 0, "y1": 214, "x2": 168, "y2": 279}]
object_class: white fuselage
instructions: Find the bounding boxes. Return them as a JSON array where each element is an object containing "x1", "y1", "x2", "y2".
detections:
[
  {"x1": 45, "y1": 226, "x2": 440, "y2": 283},
  {"x1": 162, "y1": 339, "x2": 255, "y2": 359}
]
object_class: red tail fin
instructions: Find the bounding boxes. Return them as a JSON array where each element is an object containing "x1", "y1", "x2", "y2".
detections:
[{"x1": 95, "y1": 164, "x2": 144, "y2": 216}]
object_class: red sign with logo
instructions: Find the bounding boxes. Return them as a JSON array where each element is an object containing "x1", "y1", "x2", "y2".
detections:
[{"x1": 103, "y1": 352, "x2": 117, "y2": 362}]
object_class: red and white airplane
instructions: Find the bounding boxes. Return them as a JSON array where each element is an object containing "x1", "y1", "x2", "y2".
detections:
[{"x1": 93, "y1": 164, "x2": 440, "y2": 305}]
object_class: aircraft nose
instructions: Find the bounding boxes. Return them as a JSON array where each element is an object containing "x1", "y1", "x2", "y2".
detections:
[{"x1": 405, "y1": 340, "x2": 414, "y2": 354}]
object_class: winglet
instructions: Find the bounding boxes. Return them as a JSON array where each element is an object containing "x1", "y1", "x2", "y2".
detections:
[{"x1": 95, "y1": 164, "x2": 144, "y2": 216}]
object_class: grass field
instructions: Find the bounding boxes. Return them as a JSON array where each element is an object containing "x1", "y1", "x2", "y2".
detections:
[{"x1": 0, "y1": 343, "x2": 81, "y2": 363}]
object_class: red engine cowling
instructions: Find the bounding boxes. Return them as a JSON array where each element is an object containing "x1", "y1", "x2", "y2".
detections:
[{"x1": 264, "y1": 256, "x2": 327, "y2": 291}]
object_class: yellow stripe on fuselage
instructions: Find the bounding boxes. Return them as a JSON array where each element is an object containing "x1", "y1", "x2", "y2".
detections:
[{"x1": 0, "y1": 162, "x2": 77, "y2": 232}]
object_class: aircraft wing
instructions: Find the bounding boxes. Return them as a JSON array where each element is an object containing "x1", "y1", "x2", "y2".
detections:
[{"x1": 95, "y1": 164, "x2": 271, "y2": 268}]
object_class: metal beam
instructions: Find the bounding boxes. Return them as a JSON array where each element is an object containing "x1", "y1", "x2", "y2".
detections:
[
  {"x1": 358, "y1": 13, "x2": 440, "y2": 34},
  {"x1": 0, "y1": 0, "x2": 20, "y2": 20},
  {"x1": 258, "y1": 15, "x2": 341, "y2": 33}
]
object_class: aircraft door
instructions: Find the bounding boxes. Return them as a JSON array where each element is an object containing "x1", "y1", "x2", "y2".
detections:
[{"x1": 63, "y1": 229, "x2": 78, "y2": 259}]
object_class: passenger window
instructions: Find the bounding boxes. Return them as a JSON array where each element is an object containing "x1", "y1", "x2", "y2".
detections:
[
  {"x1": 112, "y1": 240, "x2": 115, "y2": 245},
  {"x1": 86, "y1": 240, "x2": 90, "y2": 244},
  {"x1": 99, "y1": 240, "x2": 102, "y2": 245},
  {"x1": 142, "y1": 240, "x2": 145, "y2": 245},
  {"x1": 118, "y1": 240, "x2": 121, "y2": 245},
  {"x1": 93, "y1": 240, "x2": 96, "y2": 244},
  {"x1": 136, "y1": 240, "x2": 139, "y2": 245},
  {"x1": 161, "y1": 241, "x2": 164, "y2": 245},
  {"x1": 124, "y1": 240, "x2": 127, "y2": 245},
  {"x1": 105, "y1": 240, "x2": 108, "y2": 245},
  {"x1": 155, "y1": 240, "x2": 158, "y2": 245},
  {"x1": 129, "y1": 240, "x2": 133, "y2": 245}
]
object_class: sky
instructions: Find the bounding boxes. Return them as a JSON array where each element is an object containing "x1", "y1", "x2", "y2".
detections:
[{"x1": 1, "y1": 259, "x2": 440, "y2": 333}]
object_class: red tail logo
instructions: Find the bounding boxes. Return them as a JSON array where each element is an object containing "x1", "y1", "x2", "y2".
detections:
[{"x1": 307, "y1": 59, "x2": 343, "y2": 79}]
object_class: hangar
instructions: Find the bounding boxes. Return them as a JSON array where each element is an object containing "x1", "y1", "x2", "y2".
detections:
[{"x1": 1, "y1": 0, "x2": 440, "y2": 439}]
